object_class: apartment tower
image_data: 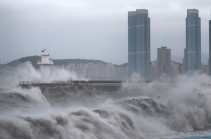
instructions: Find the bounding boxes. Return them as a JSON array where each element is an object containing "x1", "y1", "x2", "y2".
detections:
[
  {"x1": 185, "y1": 9, "x2": 201, "y2": 72},
  {"x1": 128, "y1": 9, "x2": 150, "y2": 79}
]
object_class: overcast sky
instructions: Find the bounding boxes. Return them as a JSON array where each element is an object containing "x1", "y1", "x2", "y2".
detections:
[{"x1": 0, "y1": 0, "x2": 211, "y2": 64}]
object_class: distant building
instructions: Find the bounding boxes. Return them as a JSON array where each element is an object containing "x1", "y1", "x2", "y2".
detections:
[
  {"x1": 128, "y1": 9, "x2": 150, "y2": 79},
  {"x1": 151, "y1": 60, "x2": 182, "y2": 80},
  {"x1": 201, "y1": 64, "x2": 208, "y2": 74},
  {"x1": 128, "y1": 11, "x2": 136, "y2": 77},
  {"x1": 67, "y1": 62, "x2": 128, "y2": 80},
  {"x1": 157, "y1": 47, "x2": 171, "y2": 77},
  {"x1": 183, "y1": 48, "x2": 187, "y2": 73},
  {"x1": 209, "y1": 20, "x2": 211, "y2": 75},
  {"x1": 186, "y1": 9, "x2": 201, "y2": 72},
  {"x1": 37, "y1": 49, "x2": 54, "y2": 80},
  {"x1": 171, "y1": 61, "x2": 183, "y2": 76}
]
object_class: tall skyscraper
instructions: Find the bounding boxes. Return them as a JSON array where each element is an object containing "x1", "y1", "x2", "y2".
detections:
[
  {"x1": 128, "y1": 9, "x2": 150, "y2": 79},
  {"x1": 157, "y1": 47, "x2": 171, "y2": 77},
  {"x1": 209, "y1": 20, "x2": 211, "y2": 75},
  {"x1": 183, "y1": 48, "x2": 187, "y2": 73},
  {"x1": 128, "y1": 11, "x2": 136, "y2": 77},
  {"x1": 186, "y1": 9, "x2": 201, "y2": 72}
]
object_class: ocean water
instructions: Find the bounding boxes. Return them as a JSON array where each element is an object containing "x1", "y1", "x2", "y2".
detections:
[
  {"x1": 1, "y1": 73, "x2": 211, "y2": 139},
  {"x1": 182, "y1": 136, "x2": 211, "y2": 139}
]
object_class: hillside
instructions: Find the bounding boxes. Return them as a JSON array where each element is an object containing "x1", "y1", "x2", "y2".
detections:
[
  {"x1": 7, "y1": 56, "x2": 40, "y2": 69},
  {"x1": 6, "y1": 56, "x2": 127, "y2": 69}
]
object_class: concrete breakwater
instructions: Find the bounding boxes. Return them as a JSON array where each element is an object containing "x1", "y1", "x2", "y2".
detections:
[{"x1": 19, "y1": 80, "x2": 123, "y2": 92}]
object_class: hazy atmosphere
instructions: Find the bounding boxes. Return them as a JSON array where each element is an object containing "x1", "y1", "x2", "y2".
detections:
[
  {"x1": 1, "y1": 1, "x2": 211, "y2": 138},
  {"x1": 0, "y1": 0, "x2": 211, "y2": 64}
]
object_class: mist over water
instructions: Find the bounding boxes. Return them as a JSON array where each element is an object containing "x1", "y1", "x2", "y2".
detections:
[
  {"x1": 1, "y1": 63, "x2": 211, "y2": 138},
  {"x1": 0, "y1": 62, "x2": 80, "y2": 88}
]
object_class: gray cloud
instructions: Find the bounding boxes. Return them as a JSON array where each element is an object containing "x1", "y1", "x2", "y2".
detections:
[{"x1": 0, "y1": 0, "x2": 210, "y2": 64}]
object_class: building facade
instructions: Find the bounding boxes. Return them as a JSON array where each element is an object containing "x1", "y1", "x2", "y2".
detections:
[
  {"x1": 128, "y1": 9, "x2": 150, "y2": 79},
  {"x1": 209, "y1": 20, "x2": 211, "y2": 75},
  {"x1": 157, "y1": 47, "x2": 171, "y2": 77},
  {"x1": 128, "y1": 11, "x2": 136, "y2": 77},
  {"x1": 67, "y1": 62, "x2": 128, "y2": 80},
  {"x1": 183, "y1": 48, "x2": 187, "y2": 73},
  {"x1": 186, "y1": 9, "x2": 201, "y2": 72}
]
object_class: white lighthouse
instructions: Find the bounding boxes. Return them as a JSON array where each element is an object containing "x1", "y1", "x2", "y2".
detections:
[{"x1": 37, "y1": 49, "x2": 54, "y2": 80}]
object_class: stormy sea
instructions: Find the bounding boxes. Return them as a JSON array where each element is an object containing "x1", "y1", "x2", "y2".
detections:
[{"x1": 1, "y1": 63, "x2": 211, "y2": 139}]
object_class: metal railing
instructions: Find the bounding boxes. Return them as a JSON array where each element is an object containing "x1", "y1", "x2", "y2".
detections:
[{"x1": 20, "y1": 80, "x2": 123, "y2": 87}]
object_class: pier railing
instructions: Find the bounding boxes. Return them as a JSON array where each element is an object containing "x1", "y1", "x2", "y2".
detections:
[{"x1": 19, "y1": 80, "x2": 123, "y2": 87}]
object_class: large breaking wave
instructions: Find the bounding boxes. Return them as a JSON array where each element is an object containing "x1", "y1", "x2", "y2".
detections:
[{"x1": 1, "y1": 63, "x2": 211, "y2": 138}]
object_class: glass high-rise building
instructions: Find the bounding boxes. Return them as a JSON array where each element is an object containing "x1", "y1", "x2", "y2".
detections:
[
  {"x1": 128, "y1": 11, "x2": 136, "y2": 77},
  {"x1": 128, "y1": 9, "x2": 150, "y2": 79},
  {"x1": 186, "y1": 9, "x2": 201, "y2": 72},
  {"x1": 209, "y1": 20, "x2": 211, "y2": 75},
  {"x1": 183, "y1": 48, "x2": 187, "y2": 73}
]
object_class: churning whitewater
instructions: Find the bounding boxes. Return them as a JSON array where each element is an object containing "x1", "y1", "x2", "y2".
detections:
[{"x1": 1, "y1": 64, "x2": 211, "y2": 138}]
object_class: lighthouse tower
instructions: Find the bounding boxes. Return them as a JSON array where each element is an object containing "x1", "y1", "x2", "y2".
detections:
[{"x1": 37, "y1": 49, "x2": 54, "y2": 80}]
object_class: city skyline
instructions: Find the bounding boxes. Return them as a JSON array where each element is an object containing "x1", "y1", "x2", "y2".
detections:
[
  {"x1": 0, "y1": 0, "x2": 211, "y2": 64},
  {"x1": 1, "y1": 1, "x2": 211, "y2": 139},
  {"x1": 128, "y1": 8, "x2": 210, "y2": 77}
]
